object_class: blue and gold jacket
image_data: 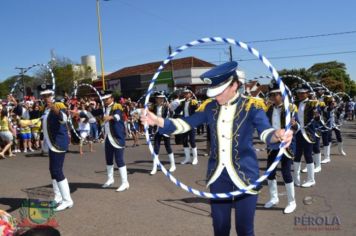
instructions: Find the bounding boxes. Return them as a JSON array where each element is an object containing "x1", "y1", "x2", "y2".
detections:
[
  {"x1": 295, "y1": 99, "x2": 318, "y2": 143},
  {"x1": 92, "y1": 102, "x2": 126, "y2": 148},
  {"x1": 266, "y1": 103, "x2": 298, "y2": 158},
  {"x1": 159, "y1": 94, "x2": 278, "y2": 194},
  {"x1": 43, "y1": 102, "x2": 69, "y2": 153},
  {"x1": 174, "y1": 99, "x2": 198, "y2": 117}
]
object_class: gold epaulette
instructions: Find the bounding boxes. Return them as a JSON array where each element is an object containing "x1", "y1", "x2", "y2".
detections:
[
  {"x1": 319, "y1": 102, "x2": 326, "y2": 107},
  {"x1": 54, "y1": 102, "x2": 66, "y2": 110},
  {"x1": 191, "y1": 99, "x2": 198, "y2": 106},
  {"x1": 245, "y1": 97, "x2": 268, "y2": 112},
  {"x1": 308, "y1": 100, "x2": 319, "y2": 107},
  {"x1": 112, "y1": 103, "x2": 123, "y2": 111},
  {"x1": 290, "y1": 104, "x2": 298, "y2": 113},
  {"x1": 196, "y1": 99, "x2": 213, "y2": 112}
]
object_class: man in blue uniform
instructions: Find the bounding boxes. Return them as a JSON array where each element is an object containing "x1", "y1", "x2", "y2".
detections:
[
  {"x1": 301, "y1": 86, "x2": 324, "y2": 173},
  {"x1": 264, "y1": 79, "x2": 297, "y2": 214},
  {"x1": 100, "y1": 91, "x2": 129, "y2": 192},
  {"x1": 174, "y1": 89, "x2": 199, "y2": 165},
  {"x1": 140, "y1": 61, "x2": 293, "y2": 236},
  {"x1": 150, "y1": 92, "x2": 176, "y2": 175},
  {"x1": 294, "y1": 84, "x2": 318, "y2": 188},
  {"x1": 40, "y1": 85, "x2": 73, "y2": 211}
]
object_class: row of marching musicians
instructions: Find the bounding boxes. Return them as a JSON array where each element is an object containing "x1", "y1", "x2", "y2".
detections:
[
  {"x1": 263, "y1": 79, "x2": 347, "y2": 214},
  {"x1": 9, "y1": 69, "x2": 347, "y2": 219}
]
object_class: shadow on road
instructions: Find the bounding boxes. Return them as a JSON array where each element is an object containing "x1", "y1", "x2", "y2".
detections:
[
  {"x1": 255, "y1": 203, "x2": 284, "y2": 211},
  {"x1": 157, "y1": 197, "x2": 211, "y2": 217},
  {"x1": 0, "y1": 197, "x2": 27, "y2": 213}
]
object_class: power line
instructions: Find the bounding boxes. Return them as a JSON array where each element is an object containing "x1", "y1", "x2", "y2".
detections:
[
  {"x1": 237, "y1": 50, "x2": 356, "y2": 62},
  {"x1": 196, "y1": 30, "x2": 356, "y2": 47},
  {"x1": 246, "y1": 30, "x2": 356, "y2": 44}
]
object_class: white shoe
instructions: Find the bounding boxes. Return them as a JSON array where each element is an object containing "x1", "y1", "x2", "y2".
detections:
[
  {"x1": 314, "y1": 153, "x2": 322, "y2": 173},
  {"x1": 302, "y1": 163, "x2": 316, "y2": 188},
  {"x1": 24, "y1": 149, "x2": 28, "y2": 153},
  {"x1": 150, "y1": 155, "x2": 158, "y2": 175},
  {"x1": 264, "y1": 180, "x2": 279, "y2": 208},
  {"x1": 191, "y1": 147, "x2": 198, "y2": 165},
  {"x1": 284, "y1": 182, "x2": 296, "y2": 214},
  {"x1": 302, "y1": 180, "x2": 316, "y2": 188},
  {"x1": 301, "y1": 166, "x2": 307, "y2": 173},
  {"x1": 116, "y1": 182, "x2": 129, "y2": 192},
  {"x1": 116, "y1": 166, "x2": 129, "y2": 192},
  {"x1": 181, "y1": 148, "x2": 191, "y2": 164},
  {"x1": 321, "y1": 145, "x2": 331, "y2": 164},
  {"x1": 321, "y1": 158, "x2": 330, "y2": 164},
  {"x1": 54, "y1": 179, "x2": 73, "y2": 211},
  {"x1": 168, "y1": 153, "x2": 176, "y2": 172},
  {"x1": 52, "y1": 179, "x2": 63, "y2": 205},
  {"x1": 293, "y1": 162, "x2": 301, "y2": 187},
  {"x1": 102, "y1": 165, "x2": 115, "y2": 188},
  {"x1": 338, "y1": 142, "x2": 346, "y2": 156},
  {"x1": 29, "y1": 148, "x2": 35, "y2": 152}
]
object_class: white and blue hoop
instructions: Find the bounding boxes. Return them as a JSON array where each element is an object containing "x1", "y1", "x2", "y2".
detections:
[
  {"x1": 10, "y1": 63, "x2": 56, "y2": 95},
  {"x1": 68, "y1": 83, "x2": 105, "y2": 140},
  {"x1": 143, "y1": 37, "x2": 292, "y2": 199}
]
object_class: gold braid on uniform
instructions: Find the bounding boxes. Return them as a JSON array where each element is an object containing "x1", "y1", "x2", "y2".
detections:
[
  {"x1": 112, "y1": 103, "x2": 123, "y2": 111},
  {"x1": 245, "y1": 96, "x2": 268, "y2": 112},
  {"x1": 196, "y1": 99, "x2": 213, "y2": 112},
  {"x1": 190, "y1": 99, "x2": 198, "y2": 106},
  {"x1": 54, "y1": 102, "x2": 67, "y2": 110}
]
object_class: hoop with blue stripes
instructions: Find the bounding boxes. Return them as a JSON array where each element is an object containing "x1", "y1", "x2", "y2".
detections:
[
  {"x1": 7, "y1": 63, "x2": 56, "y2": 126},
  {"x1": 68, "y1": 83, "x2": 105, "y2": 140},
  {"x1": 143, "y1": 37, "x2": 291, "y2": 199},
  {"x1": 281, "y1": 74, "x2": 314, "y2": 95},
  {"x1": 10, "y1": 63, "x2": 56, "y2": 95}
]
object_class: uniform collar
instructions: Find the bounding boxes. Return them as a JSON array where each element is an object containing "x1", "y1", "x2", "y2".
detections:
[
  {"x1": 274, "y1": 103, "x2": 283, "y2": 108},
  {"x1": 226, "y1": 92, "x2": 240, "y2": 106},
  {"x1": 106, "y1": 102, "x2": 114, "y2": 108}
]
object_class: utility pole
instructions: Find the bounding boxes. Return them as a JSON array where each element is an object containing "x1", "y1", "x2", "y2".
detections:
[
  {"x1": 229, "y1": 45, "x2": 233, "y2": 62},
  {"x1": 168, "y1": 45, "x2": 175, "y2": 91},
  {"x1": 15, "y1": 67, "x2": 27, "y2": 99},
  {"x1": 96, "y1": 0, "x2": 106, "y2": 90}
]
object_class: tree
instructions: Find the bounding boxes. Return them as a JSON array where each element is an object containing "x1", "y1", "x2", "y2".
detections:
[
  {"x1": 307, "y1": 61, "x2": 355, "y2": 95},
  {"x1": 278, "y1": 61, "x2": 356, "y2": 97},
  {"x1": 278, "y1": 68, "x2": 316, "y2": 91},
  {"x1": 0, "y1": 74, "x2": 37, "y2": 98},
  {"x1": 35, "y1": 56, "x2": 94, "y2": 96}
]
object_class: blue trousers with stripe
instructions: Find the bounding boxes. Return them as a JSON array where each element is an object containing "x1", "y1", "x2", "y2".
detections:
[
  {"x1": 210, "y1": 170, "x2": 257, "y2": 236},
  {"x1": 266, "y1": 150, "x2": 293, "y2": 183},
  {"x1": 154, "y1": 133, "x2": 173, "y2": 155},
  {"x1": 313, "y1": 137, "x2": 321, "y2": 154},
  {"x1": 49, "y1": 150, "x2": 66, "y2": 182},
  {"x1": 294, "y1": 132, "x2": 313, "y2": 163},
  {"x1": 105, "y1": 138, "x2": 125, "y2": 168},
  {"x1": 182, "y1": 129, "x2": 196, "y2": 148}
]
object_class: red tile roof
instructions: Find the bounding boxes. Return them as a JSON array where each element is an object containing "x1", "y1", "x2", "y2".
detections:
[
  {"x1": 244, "y1": 81, "x2": 269, "y2": 97},
  {"x1": 105, "y1": 57, "x2": 215, "y2": 80}
]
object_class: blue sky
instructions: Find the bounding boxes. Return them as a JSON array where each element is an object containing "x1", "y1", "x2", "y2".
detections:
[{"x1": 1, "y1": 0, "x2": 356, "y2": 84}]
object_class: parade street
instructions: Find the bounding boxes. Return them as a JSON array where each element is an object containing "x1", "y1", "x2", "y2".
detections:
[{"x1": 1, "y1": 121, "x2": 355, "y2": 236}]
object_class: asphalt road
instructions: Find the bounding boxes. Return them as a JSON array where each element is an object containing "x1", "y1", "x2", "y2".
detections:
[{"x1": 1, "y1": 121, "x2": 355, "y2": 236}]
